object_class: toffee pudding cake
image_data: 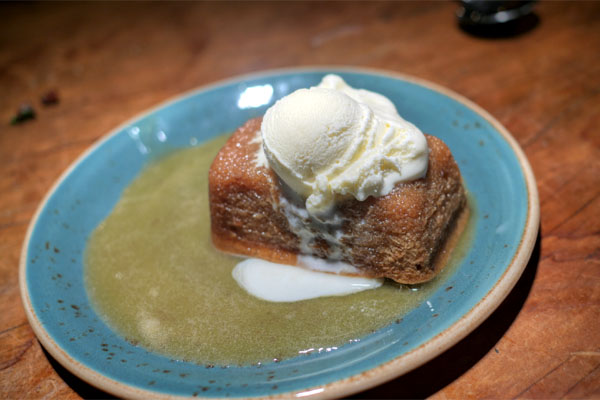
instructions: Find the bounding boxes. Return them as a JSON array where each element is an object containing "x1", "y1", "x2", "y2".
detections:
[
  {"x1": 209, "y1": 75, "x2": 466, "y2": 284},
  {"x1": 209, "y1": 119, "x2": 465, "y2": 284}
]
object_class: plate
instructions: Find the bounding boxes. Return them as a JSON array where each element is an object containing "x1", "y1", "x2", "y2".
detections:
[{"x1": 20, "y1": 67, "x2": 539, "y2": 399}]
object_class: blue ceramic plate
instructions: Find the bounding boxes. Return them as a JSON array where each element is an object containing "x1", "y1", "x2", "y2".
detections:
[{"x1": 20, "y1": 67, "x2": 539, "y2": 399}]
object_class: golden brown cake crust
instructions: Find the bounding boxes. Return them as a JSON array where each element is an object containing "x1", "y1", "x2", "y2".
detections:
[{"x1": 209, "y1": 117, "x2": 466, "y2": 283}]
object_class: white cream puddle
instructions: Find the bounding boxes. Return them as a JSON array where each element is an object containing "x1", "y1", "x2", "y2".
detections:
[{"x1": 232, "y1": 258, "x2": 383, "y2": 302}]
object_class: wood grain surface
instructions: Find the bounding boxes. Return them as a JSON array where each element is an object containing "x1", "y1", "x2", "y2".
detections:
[{"x1": 1, "y1": 2, "x2": 599, "y2": 399}]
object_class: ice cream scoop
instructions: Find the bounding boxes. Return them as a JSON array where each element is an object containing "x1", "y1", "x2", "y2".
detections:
[{"x1": 261, "y1": 74, "x2": 428, "y2": 217}]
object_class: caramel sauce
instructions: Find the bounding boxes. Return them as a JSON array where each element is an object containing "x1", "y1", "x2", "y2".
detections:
[{"x1": 85, "y1": 134, "x2": 474, "y2": 365}]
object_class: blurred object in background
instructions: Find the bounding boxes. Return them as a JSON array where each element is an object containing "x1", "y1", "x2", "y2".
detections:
[
  {"x1": 457, "y1": 1, "x2": 538, "y2": 38},
  {"x1": 11, "y1": 103, "x2": 36, "y2": 125},
  {"x1": 41, "y1": 90, "x2": 60, "y2": 106}
]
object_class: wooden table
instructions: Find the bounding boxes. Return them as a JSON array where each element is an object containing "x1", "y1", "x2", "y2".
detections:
[{"x1": 1, "y1": 2, "x2": 599, "y2": 398}]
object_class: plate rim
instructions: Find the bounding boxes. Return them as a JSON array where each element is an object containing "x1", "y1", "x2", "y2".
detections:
[{"x1": 19, "y1": 66, "x2": 540, "y2": 399}]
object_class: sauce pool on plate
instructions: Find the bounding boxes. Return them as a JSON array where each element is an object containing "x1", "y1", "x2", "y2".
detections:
[{"x1": 85, "y1": 134, "x2": 474, "y2": 366}]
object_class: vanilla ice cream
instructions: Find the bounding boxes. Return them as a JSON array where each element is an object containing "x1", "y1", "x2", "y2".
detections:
[{"x1": 261, "y1": 74, "x2": 428, "y2": 217}]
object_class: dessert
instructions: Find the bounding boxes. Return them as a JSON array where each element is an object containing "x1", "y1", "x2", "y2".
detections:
[
  {"x1": 86, "y1": 136, "x2": 470, "y2": 365},
  {"x1": 209, "y1": 75, "x2": 466, "y2": 284},
  {"x1": 85, "y1": 75, "x2": 471, "y2": 365}
]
